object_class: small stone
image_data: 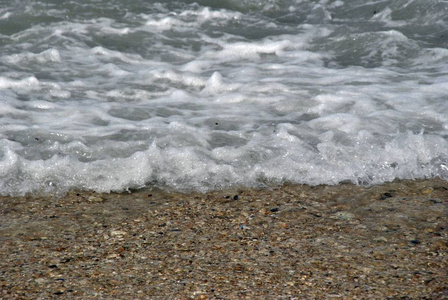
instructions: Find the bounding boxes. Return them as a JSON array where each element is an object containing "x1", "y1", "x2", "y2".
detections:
[
  {"x1": 421, "y1": 188, "x2": 433, "y2": 194},
  {"x1": 110, "y1": 229, "x2": 127, "y2": 236},
  {"x1": 334, "y1": 211, "x2": 355, "y2": 220},
  {"x1": 374, "y1": 236, "x2": 388, "y2": 243},
  {"x1": 35, "y1": 278, "x2": 47, "y2": 284},
  {"x1": 380, "y1": 192, "x2": 393, "y2": 200},
  {"x1": 88, "y1": 196, "x2": 104, "y2": 203}
]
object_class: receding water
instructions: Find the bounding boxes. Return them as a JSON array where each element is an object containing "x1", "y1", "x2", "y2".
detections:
[{"x1": 1, "y1": 0, "x2": 448, "y2": 195}]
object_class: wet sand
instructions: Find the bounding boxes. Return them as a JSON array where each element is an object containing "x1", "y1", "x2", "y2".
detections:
[{"x1": 1, "y1": 179, "x2": 447, "y2": 299}]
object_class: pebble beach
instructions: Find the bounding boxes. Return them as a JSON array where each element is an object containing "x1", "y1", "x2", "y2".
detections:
[{"x1": 1, "y1": 179, "x2": 447, "y2": 299}]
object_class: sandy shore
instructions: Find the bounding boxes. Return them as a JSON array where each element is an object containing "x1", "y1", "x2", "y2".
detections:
[{"x1": 1, "y1": 179, "x2": 447, "y2": 299}]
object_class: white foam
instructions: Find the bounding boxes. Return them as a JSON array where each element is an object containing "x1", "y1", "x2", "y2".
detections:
[
  {"x1": 0, "y1": 76, "x2": 40, "y2": 90},
  {"x1": 91, "y1": 46, "x2": 143, "y2": 64},
  {"x1": 152, "y1": 69, "x2": 206, "y2": 88},
  {"x1": 0, "y1": 11, "x2": 11, "y2": 20},
  {"x1": 144, "y1": 7, "x2": 242, "y2": 32},
  {"x1": 206, "y1": 39, "x2": 293, "y2": 61},
  {"x1": 201, "y1": 72, "x2": 241, "y2": 95},
  {"x1": 3, "y1": 48, "x2": 61, "y2": 65}
]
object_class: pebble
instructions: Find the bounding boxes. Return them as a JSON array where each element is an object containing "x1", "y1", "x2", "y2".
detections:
[
  {"x1": 333, "y1": 211, "x2": 355, "y2": 220},
  {"x1": 110, "y1": 229, "x2": 127, "y2": 236},
  {"x1": 380, "y1": 192, "x2": 393, "y2": 200},
  {"x1": 374, "y1": 236, "x2": 388, "y2": 243},
  {"x1": 421, "y1": 188, "x2": 433, "y2": 194},
  {"x1": 35, "y1": 278, "x2": 47, "y2": 284},
  {"x1": 88, "y1": 196, "x2": 104, "y2": 203}
]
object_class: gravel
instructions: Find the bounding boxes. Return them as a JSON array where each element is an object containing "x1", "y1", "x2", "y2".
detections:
[{"x1": 1, "y1": 179, "x2": 447, "y2": 299}]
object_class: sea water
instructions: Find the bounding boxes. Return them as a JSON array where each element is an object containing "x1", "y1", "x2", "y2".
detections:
[{"x1": 1, "y1": 0, "x2": 447, "y2": 195}]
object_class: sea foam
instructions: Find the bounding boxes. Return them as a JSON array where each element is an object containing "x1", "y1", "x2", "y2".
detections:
[{"x1": 0, "y1": 0, "x2": 447, "y2": 195}]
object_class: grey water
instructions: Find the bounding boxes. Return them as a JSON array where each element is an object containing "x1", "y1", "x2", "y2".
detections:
[{"x1": 1, "y1": 0, "x2": 448, "y2": 195}]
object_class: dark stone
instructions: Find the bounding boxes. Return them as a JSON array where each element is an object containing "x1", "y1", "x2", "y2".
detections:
[
  {"x1": 380, "y1": 192, "x2": 393, "y2": 200},
  {"x1": 270, "y1": 207, "x2": 279, "y2": 212},
  {"x1": 233, "y1": 195, "x2": 239, "y2": 200}
]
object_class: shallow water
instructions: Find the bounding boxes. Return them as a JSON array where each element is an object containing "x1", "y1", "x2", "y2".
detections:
[{"x1": 1, "y1": 0, "x2": 448, "y2": 195}]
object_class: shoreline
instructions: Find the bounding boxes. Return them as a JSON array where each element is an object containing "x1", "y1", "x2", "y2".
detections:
[{"x1": 1, "y1": 178, "x2": 447, "y2": 298}]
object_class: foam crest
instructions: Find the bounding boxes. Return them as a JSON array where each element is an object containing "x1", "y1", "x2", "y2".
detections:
[
  {"x1": 180, "y1": 7, "x2": 242, "y2": 22},
  {"x1": 152, "y1": 69, "x2": 206, "y2": 89},
  {"x1": 145, "y1": 7, "x2": 241, "y2": 31},
  {"x1": 205, "y1": 39, "x2": 293, "y2": 61},
  {"x1": 201, "y1": 72, "x2": 241, "y2": 95},
  {"x1": 1, "y1": 133, "x2": 447, "y2": 195},
  {"x1": 0, "y1": 147, "x2": 155, "y2": 195},
  {"x1": 0, "y1": 11, "x2": 11, "y2": 19},
  {"x1": 0, "y1": 76, "x2": 40, "y2": 90},
  {"x1": 91, "y1": 46, "x2": 143, "y2": 64},
  {"x1": 3, "y1": 48, "x2": 61, "y2": 65}
]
